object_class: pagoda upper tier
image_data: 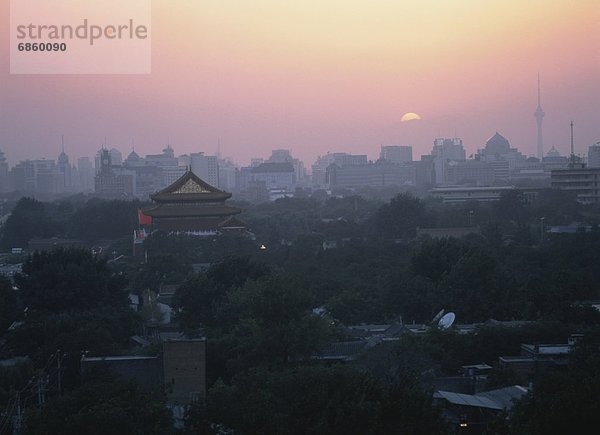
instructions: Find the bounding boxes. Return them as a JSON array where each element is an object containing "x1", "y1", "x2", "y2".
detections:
[
  {"x1": 143, "y1": 169, "x2": 244, "y2": 233},
  {"x1": 150, "y1": 169, "x2": 232, "y2": 203}
]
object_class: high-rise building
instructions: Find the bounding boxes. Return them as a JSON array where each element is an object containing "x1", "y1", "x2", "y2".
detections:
[
  {"x1": 57, "y1": 148, "x2": 72, "y2": 191},
  {"x1": 9, "y1": 160, "x2": 35, "y2": 193},
  {"x1": 145, "y1": 145, "x2": 178, "y2": 168},
  {"x1": 477, "y1": 133, "x2": 526, "y2": 181},
  {"x1": 218, "y1": 158, "x2": 238, "y2": 192},
  {"x1": 250, "y1": 162, "x2": 296, "y2": 192},
  {"x1": 380, "y1": 145, "x2": 413, "y2": 163},
  {"x1": 0, "y1": 149, "x2": 9, "y2": 193},
  {"x1": 190, "y1": 152, "x2": 219, "y2": 187},
  {"x1": 431, "y1": 138, "x2": 466, "y2": 185},
  {"x1": 268, "y1": 149, "x2": 306, "y2": 184},
  {"x1": 77, "y1": 157, "x2": 95, "y2": 192},
  {"x1": 311, "y1": 153, "x2": 368, "y2": 186},
  {"x1": 535, "y1": 74, "x2": 545, "y2": 160},
  {"x1": 95, "y1": 149, "x2": 135, "y2": 198},
  {"x1": 587, "y1": 142, "x2": 600, "y2": 168},
  {"x1": 326, "y1": 160, "x2": 416, "y2": 188},
  {"x1": 95, "y1": 148, "x2": 123, "y2": 173}
]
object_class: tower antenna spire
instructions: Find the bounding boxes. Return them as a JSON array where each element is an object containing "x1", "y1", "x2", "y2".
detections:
[
  {"x1": 570, "y1": 120, "x2": 575, "y2": 165},
  {"x1": 534, "y1": 73, "x2": 545, "y2": 159},
  {"x1": 61, "y1": 134, "x2": 65, "y2": 153},
  {"x1": 537, "y1": 73, "x2": 541, "y2": 106}
]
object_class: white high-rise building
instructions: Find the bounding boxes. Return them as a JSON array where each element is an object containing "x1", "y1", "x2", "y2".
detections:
[
  {"x1": 431, "y1": 138, "x2": 466, "y2": 185},
  {"x1": 190, "y1": 152, "x2": 219, "y2": 187},
  {"x1": 588, "y1": 142, "x2": 600, "y2": 168}
]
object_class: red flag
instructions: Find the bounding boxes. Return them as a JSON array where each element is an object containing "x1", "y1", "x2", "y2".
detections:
[{"x1": 138, "y1": 209, "x2": 152, "y2": 226}]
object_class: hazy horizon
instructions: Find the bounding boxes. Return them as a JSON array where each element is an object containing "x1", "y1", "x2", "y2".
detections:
[{"x1": 1, "y1": 0, "x2": 598, "y2": 167}]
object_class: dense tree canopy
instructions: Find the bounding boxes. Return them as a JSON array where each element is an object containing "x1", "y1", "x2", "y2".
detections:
[
  {"x1": 24, "y1": 376, "x2": 173, "y2": 435},
  {"x1": 8, "y1": 249, "x2": 136, "y2": 359},
  {"x1": 0, "y1": 275, "x2": 18, "y2": 333},
  {"x1": 1, "y1": 197, "x2": 60, "y2": 249},
  {"x1": 202, "y1": 365, "x2": 446, "y2": 435},
  {"x1": 2, "y1": 189, "x2": 600, "y2": 433},
  {"x1": 509, "y1": 335, "x2": 600, "y2": 434}
]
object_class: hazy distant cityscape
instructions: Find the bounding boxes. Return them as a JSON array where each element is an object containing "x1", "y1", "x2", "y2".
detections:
[{"x1": 2, "y1": 128, "x2": 599, "y2": 204}]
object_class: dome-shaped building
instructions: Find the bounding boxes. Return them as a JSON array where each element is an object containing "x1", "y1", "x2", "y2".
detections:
[{"x1": 483, "y1": 132, "x2": 511, "y2": 156}]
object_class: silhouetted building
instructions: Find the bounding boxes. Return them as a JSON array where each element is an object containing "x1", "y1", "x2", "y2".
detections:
[
  {"x1": 163, "y1": 338, "x2": 207, "y2": 404},
  {"x1": 251, "y1": 162, "x2": 296, "y2": 192},
  {"x1": 431, "y1": 138, "x2": 466, "y2": 185},
  {"x1": 430, "y1": 186, "x2": 517, "y2": 203},
  {"x1": 380, "y1": 145, "x2": 413, "y2": 164},
  {"x1": 143, "y1": 169, "x2": 245, "y2": 234},
  {"x1": 268, "y1": 149, "x2": 306, "y2": 184},
  {"x1": 312, "y1": 153, "x2": 368, "y2": 186},
  {"x1": 77, "y1": 157, "x2": 95, "y2": 192},
  {"x1": 414, "y1": 156, "x2": 436, "y2": 189},
  {"x1": 327, "y1": 160, "x2": 415, "y2": 188},
  {"x1": 81, "y1": 356, "x2": 163, "y2": 392},
  {"x1": 0, "y1": 149, "x2": 9, "y2": 193},
  {"x1": 477, "y1": 133, "x2": 526, "y2": 181},
  {"x1": 445, "y1": 160, "x2": 495, "y2": 186},
  {"x1": 57, "y1": 149, "x2": 72, "y2": 191},
  {"x1": 551, "y1": 166, "x2": 600, "y2": 203},
  {"x1": 9, "y1": 160, "x2": 35, "y2": 193},
  {"x1": 94, "y1": 149, "x2": 136, "y2": 198},
  {"x1": 190, "y1": 152, "x2": 219, "y2": 187},
  {"x1": 587, "y1": 142, "x2": 600, "y2": 168}
]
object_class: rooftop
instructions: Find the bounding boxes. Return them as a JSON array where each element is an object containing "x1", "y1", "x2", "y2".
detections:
[{"x1": 150, "y1": 169, "x2": 231, "y2": 203}]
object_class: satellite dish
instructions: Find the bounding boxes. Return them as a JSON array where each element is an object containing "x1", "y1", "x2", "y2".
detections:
[
  {"x1": 431, "y1": 309, "x2": 445, "y2": 324},
  {"x1": 438, "y1": 312, "x2": 455, "y2": 329}
]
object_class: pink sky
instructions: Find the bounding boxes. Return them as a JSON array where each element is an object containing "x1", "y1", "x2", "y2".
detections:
[{"x1": 1, "y1": 0, "x2": 599, "y2": 167}]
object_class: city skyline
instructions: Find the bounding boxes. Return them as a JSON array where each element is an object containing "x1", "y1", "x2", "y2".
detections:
[{"x1": 1, "y1": 0, "x2": 598, "y2": 166}]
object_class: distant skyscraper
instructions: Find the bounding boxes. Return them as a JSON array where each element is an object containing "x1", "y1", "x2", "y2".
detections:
[
  {"x1": 190, "y1": 152, "x2": 219, "y2": 187},
  {"x1": 77, "y1": 157, "x2": 94, "y2": 192},
  {"x1": 431, "y1": 138, "x2": 466, "y2": 185},
  {"x1": 57, "y1": 146, "x2": 71, "y2": 190},
  {"x1": 0, "y1": 149, "x2": 9, "y2": 193},
  {"x1": 535, "y1": 74, "x2": 545, "y2": 159},
  {"x1": 588, "y1": 142, "x2": 600, "y2": 168},
  {"x1": 380, "y1": 145, "x2": 412, "y2": 163}
]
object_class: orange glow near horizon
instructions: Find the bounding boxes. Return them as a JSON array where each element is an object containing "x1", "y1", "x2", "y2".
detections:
[{"x1": 1, "y1": 0, "x2": 598, "y2": 164}]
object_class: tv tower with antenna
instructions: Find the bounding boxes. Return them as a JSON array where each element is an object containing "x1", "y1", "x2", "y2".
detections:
[{"x1": 534, "y1": 73, "x2": 545, "y2": 160}]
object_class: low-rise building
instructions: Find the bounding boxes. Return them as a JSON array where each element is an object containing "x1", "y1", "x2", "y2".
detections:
[
  {"x1": 551, "y1": 165, "x2": 600, "y2": 203},
  {"x1": 430, "y1": 186, "x2": 516, "y2": 203}
]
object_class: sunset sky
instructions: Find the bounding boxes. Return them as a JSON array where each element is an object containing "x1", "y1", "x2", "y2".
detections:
[{"x1": 1, "y1": 0, "x2": 598, "y2": 167}]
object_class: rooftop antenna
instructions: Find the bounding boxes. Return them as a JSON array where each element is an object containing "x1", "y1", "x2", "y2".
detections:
[
  {"x1": 217, "y1": 138, "x2": 221, "y2": 159},
  {"x1": 61, "y1": 134, "x2": 65, "y2": 153},
  {"x1": 570, "y1": 121, "x2": 575, "y2": 167}
]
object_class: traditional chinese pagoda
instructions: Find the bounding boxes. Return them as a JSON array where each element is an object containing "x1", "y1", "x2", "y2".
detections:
[{"x1": 142, "y1": 169, "x2": 245, "y2": 234}]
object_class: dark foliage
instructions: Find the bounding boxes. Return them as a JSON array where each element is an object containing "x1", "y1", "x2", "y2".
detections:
[{"x1": 7, "y1": 249, "x2": 136, "y2": 360}]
